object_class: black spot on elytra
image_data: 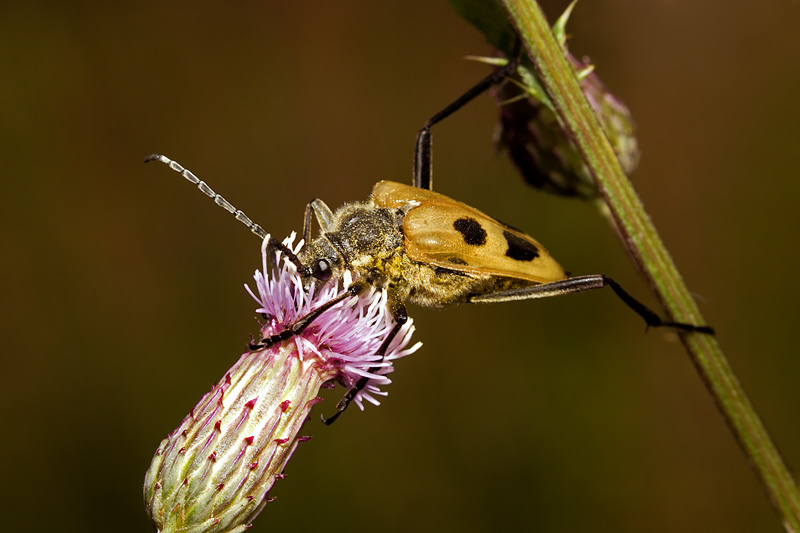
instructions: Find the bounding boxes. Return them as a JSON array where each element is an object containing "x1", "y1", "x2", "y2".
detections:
[
  {"x1": 503, "y1": 230, "x2": 539, "y2": 261},
  {"x1": 447, "y1": 256, "x2": 468, "y2": 265},
  {"x1": 453, "y1": 217, "x2": 487, "y2": 246}
]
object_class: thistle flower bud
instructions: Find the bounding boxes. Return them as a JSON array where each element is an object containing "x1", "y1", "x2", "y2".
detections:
[
  {"x1": 144, "y1": 234, "x2": 420, "y2": 532},
  {"x1": 494, "y1": 53, "x2": 640, "y2": 199},
  {"x1": 455, "y1": 1, "x2": 640, "y2": 199}
]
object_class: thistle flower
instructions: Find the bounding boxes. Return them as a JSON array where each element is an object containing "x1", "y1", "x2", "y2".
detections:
[{"x1": 144, "y1": 234, "x2": 421, "y2": 533}]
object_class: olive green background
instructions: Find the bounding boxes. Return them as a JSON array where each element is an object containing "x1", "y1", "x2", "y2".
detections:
[{"x1": 2, "y1": 1, "x2": 798, "y2": 531}]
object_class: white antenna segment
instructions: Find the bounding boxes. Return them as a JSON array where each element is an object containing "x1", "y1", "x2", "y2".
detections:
[{"x1": 144, "y1": 154, "x2": 267, "y2": 239}]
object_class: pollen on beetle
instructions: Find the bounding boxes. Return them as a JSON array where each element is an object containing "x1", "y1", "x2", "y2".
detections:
[{"x1": 144, "y1": 233, "x2": 421, "y2": 533}]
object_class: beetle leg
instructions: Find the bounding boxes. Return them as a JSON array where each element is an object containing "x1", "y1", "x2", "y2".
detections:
[
  {"x1": 322, "y1": 295, "x2": 408, "y2": 425},
  {"x1": 414, "y1": 41, "x2": 523, "y2": 191},
  {"x1": 470, "y1": 275, "x2": 714, "y2": 334},
  {"x1": 302, "y1": 199, "x2": 337, "y2": 244},
  {"x1": 249, "y1": 281, "x2": 369, "y2": 351}
]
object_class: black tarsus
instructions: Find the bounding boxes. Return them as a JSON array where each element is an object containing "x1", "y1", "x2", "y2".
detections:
[{"x1": 602, "y1": 277, "x2": 715, "y2": 335}]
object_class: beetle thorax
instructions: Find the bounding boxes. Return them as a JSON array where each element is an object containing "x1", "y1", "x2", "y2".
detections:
[{"x1": 326, "y1": 204, "x2": 403, "y2": 274}]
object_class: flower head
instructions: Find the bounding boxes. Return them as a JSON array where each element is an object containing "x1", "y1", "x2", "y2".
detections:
[{"x1": 144, "y1": 234, "x2": 420, "y2": 532}]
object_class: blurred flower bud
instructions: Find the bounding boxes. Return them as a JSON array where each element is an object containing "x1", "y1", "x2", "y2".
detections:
[
  {"x1": 456, "y1": 1, "x2": 640, "y2": 199},
  {"x1": 494, "y1": 53, "x2": 640, "y2": 199}
]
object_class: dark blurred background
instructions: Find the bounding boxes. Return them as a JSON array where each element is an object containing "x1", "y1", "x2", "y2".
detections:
[{"x1": 2, "y1": 1, "x2": 798, "y2": 531}]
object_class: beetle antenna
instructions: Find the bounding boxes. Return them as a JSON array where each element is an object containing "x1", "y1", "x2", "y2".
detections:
[{"x1": 144, "y1": 153, "x2": 267, "y2": 240}]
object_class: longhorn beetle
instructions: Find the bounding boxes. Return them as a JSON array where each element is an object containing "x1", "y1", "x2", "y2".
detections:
[{"x1": 146, "y1": 53, "x2": 713, "y2": 425}]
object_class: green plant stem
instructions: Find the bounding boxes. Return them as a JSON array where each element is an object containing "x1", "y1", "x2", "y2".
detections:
[{"x1": 499, "y1": 0, "x2": 800, "y2": 530}]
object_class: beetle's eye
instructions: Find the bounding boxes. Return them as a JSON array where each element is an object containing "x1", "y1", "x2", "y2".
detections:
[{"x1": 313, "y1": 258, "x2": 332, "y2": 281}]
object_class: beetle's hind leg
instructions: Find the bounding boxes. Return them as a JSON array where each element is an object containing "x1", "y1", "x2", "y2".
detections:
[
  {"x1": 322, "y1": 295, "x2": 409, "y2": 425},
  {"x1": 470, "y1": 275, "x2": 714, "y2": 334}
]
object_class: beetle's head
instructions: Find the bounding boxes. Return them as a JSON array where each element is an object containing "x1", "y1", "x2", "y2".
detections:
[{"x1": 298, "y1": 236, "x2": 345, "y2": 289}]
